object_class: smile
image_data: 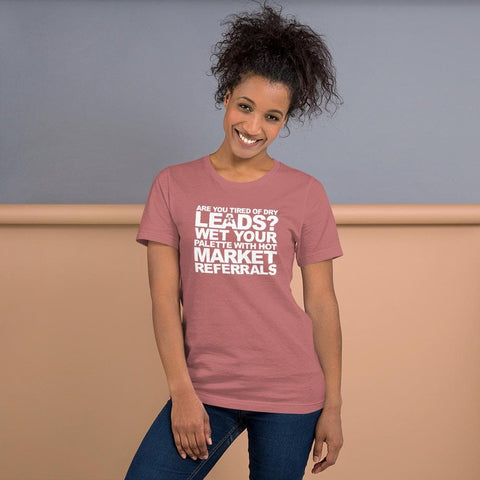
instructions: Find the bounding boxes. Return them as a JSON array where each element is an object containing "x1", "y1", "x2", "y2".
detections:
[{"x1": 235, "y1": 129, "x2": 262, "y2": 146}]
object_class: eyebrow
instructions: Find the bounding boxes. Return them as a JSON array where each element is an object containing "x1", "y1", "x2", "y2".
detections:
[{"x1": 238, "y1": 96, "x2": 285, "y2": 117}]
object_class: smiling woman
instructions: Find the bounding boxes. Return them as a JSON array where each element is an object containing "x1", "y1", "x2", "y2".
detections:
[
  {"x1": 218, "y1": 75, "x2": 291, "y2": 160},
  {"x1": 125, "y1": 1, "x2": 345, "y2": 479},
  {"x1": 207, "y1": 1, "x2": 342, "y2": 178}
]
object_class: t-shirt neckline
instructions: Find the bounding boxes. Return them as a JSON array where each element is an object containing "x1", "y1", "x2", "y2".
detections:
[{"x1": 203, "y1": 154, "x2": 281, "y2": 188}]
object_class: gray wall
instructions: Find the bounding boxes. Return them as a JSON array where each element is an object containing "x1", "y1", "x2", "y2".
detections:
[{"x1": 1, "y1": 0, "x2": 479, "y2": 204}]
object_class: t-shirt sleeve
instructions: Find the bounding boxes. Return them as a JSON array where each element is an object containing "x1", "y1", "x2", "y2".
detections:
[
  {"x1": 295, "y1": 177, "x2": 343, "y2": 267},
  {"x1": 136, "y1": 168, "x2": 179, "y2": 249}
]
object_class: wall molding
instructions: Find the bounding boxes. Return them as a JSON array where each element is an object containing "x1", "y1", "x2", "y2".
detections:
[{"x1": 0, "y1": 204, "x2": 479, "y2": 225}]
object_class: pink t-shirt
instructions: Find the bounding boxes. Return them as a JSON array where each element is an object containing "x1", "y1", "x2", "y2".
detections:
[{"x1": 136, "y1": 154, "x2": 343, "y2": 413}]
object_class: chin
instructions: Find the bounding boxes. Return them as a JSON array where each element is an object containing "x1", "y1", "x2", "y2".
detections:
[{"x1": 231, "y1": 147, "x2": 264, "y2": 160}]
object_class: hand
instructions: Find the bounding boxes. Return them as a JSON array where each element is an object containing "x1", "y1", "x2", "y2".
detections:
[
  {"x1": 170, "y1": 391, "x2": 213, "y2": 461},
  {"x1": 311, "y1": 407, "x2": 343, "y2": 474}
]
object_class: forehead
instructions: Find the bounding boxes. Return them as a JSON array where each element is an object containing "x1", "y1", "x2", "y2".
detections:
[{"x1": 231, "y1": 75, "x2": 290, "y2": 112}]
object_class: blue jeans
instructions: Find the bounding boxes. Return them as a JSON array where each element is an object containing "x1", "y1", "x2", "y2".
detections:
[{"x1": 124, "y1": 397, "x2": 323, "y2": 480}]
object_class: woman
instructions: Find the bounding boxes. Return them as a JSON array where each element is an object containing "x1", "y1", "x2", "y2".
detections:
[{"x1": 125, "y1": 2, "x2": 344, "y2": 478}]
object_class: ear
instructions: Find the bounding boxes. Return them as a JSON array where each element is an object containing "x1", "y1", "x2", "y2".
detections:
[{"x1": 224, "y1": 90, "x2": 232, "y2": 108}]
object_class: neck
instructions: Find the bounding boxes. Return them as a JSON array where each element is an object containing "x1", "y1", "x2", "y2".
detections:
[{"x1": 212, "y1": 140, "x2": 272, "y2": 172}]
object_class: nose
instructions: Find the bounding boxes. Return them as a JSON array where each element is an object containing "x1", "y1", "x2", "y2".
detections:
[{"x1": 244, "y1": 113, "x2": 263, "y2": 136}]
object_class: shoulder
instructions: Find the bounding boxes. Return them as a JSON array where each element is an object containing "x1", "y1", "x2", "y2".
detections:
[
  {"x1": 276, "y1": 160, "x2": 323, "y2": 191},
  {"x1": 276, "y1": 162, "x2": 334, "y2": 210},
  {"x1": 153, "y1": 155, "x2": 207, "y2": 183}
]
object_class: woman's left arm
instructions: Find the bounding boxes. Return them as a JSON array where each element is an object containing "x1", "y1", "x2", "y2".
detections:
[{"x1": 301, "y1": 258, "x2": 343, "y2": 474}]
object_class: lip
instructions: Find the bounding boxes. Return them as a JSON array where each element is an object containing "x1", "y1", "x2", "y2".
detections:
[{"x1": 234, "y1": 128, "x2": 263, "y2": 147}]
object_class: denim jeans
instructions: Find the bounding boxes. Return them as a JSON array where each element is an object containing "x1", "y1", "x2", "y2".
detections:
[{"x1": 124, "y1": 397, "x2": 323, "y2": 480}]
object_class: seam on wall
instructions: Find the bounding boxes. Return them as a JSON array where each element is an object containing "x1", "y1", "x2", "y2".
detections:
[{"x1": 0, "y1": 204, "x2": 479, "y2": 225}]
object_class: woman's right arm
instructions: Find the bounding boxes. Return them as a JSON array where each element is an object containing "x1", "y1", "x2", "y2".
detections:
[{"x1": 146, "y1": 241, "x2": 212, "y2": 460}]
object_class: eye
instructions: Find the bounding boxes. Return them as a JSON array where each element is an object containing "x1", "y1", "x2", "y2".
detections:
[
  {"x1": 238, "y1": 103, "x2": 252, "y2": 111},
  {"x1": 266, "y1": 114, "x2": 280, "y2": 122}
]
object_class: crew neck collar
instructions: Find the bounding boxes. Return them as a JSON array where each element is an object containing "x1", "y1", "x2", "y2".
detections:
[{"x1": 203, "y1": 154, "x2": 281, "y2": 188}]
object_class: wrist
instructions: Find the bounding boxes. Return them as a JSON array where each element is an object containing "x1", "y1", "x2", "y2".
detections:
[
  {"x1": 323, "y1": 398, "x2": 342, "y2": 411},
  {"x1": 323, "y1": 403, "x2": 342, "y2": 412},
  {"x1": 169, "y1": 382, "x2": 196, "y2": 399}
]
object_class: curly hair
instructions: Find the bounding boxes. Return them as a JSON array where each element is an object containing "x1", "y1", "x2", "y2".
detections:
[{"x1": 209, "y1": 0, "x2": 343, "y2": 131}]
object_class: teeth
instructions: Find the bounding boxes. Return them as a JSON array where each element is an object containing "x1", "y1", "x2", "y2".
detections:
[{"x1": 238, "y1": 130, "x2": 258, "y2": 145}]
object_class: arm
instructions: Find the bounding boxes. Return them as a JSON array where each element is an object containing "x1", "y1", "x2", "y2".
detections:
[
  {"x1": 301, "y1": 258, "x2": 342, "y2": 410},
  {"x1": 146, "y1": 240, "x2": 212, "y2": 461},
  {"x1": 147, "y1": 240, "x2": 195, "y2": 398},
  {"x1": 301, "y1": 258, "x2": 343, "y2": 473}
]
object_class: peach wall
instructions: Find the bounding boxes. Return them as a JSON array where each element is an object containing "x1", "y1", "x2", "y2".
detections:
[{"x1": 1, "y1": 205, "x2": 479, "y2": 480}]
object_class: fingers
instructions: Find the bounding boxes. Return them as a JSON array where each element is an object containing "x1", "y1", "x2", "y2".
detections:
[
  {"x1": 172, "y1": 419, "x2": 211, "y2": 460},
  {"x1": 174, "y1": 430, "x2": 208, "y2": 460},
  {"x1": 311, "y1": 439, "x2": 343, "y2": 474},
  {"x1": 173, "y1": 431, "x2": 188, "y2": 459},
  {"x1": 312, "y1": 441, "x2": 323, "y2": 463},
  {"x1": 324, "y1": 441, "x2": 341, "y2": 468},
  {"x1": 204, "y1": 415, "x2": 213, "y2": 446}
]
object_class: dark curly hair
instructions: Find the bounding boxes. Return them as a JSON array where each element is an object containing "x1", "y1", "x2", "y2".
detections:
[{"x1": 209, "y1": 0, "x2": 343, "y2": 132}]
